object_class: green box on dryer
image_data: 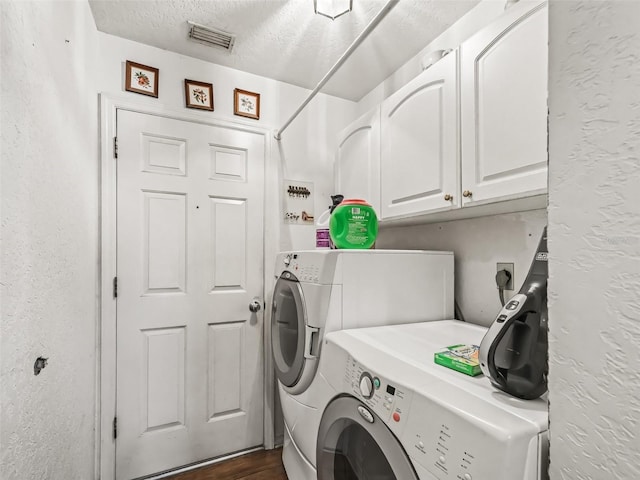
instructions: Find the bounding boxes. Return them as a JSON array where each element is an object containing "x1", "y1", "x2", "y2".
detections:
[{"x1": 434, "y1": 344, "x2": 482, "y2": 376}]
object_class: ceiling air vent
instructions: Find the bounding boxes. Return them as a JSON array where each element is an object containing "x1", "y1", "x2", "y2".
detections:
[{"x1": 188, "y1": 21, "x2": 236, "y2": 52}]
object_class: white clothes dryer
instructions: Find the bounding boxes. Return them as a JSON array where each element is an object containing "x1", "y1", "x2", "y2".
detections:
[
  {"x1": 315, "y1": 320, "x2": 549, "y2": 480},
  {"x1": 270, "y1": 250, "x2": 454, "y2": 479}
]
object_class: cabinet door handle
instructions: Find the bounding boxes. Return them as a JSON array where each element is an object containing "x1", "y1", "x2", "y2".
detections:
[
  {"x1": 463, "y1": 190, "x2": 473, "y2": 198},
  {"x1": 444, "y1": 194, "x2": 453, "y2": 201}
]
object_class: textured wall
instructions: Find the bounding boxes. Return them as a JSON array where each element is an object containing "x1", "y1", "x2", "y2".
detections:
[
  {"x1": 376, "y1": 210, "x2": 548, "y2": 326},
  {"x1": 548, "y1": 1, "x2": 640, "y2": 478},
  {"x1": 0, "y1": 2, "x2": 100, "y2": 479}
]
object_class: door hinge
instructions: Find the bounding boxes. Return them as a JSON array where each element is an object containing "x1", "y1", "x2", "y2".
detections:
[
  {"x1": 113, "y1": 276, "x2": 118, "y2": 298},
  {"x1": 113, "y1": 136, "x2": 118, "y2": 159},
  {"x1": 113, "y1": 416, "x2": 118, "y2": 440}
]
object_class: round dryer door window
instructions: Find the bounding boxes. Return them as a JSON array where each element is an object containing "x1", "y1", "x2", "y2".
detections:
[
  {"x1": 271, "y1": 272, "x2": 307, "y2": 387},
  {"x1": 316, "y1": 396, "x2": 418, "y2": 480}
]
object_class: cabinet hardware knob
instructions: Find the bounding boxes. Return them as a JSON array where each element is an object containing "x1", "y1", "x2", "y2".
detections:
[
  {"x1": 463, "y1": 190, "x2": 473, "y2": 198},
  {"x1": 444, "y1": 194, "x2": 453, "y2": 201}
]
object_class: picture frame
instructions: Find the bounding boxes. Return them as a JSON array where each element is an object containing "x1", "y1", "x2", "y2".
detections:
[
  {"x1": 125, "y1": 60, "x2": 159, "y2": 97},
  {"x1": 234, "y1": 88, "x2": 260, "y2": 120},
  {"x1": 184, "y1": 79, "x2": 214, "y2": 111}
]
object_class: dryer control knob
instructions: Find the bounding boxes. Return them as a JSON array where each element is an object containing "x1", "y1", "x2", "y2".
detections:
[{"x1": 359, "y1": 374, "x2": 374, "y2": 399}]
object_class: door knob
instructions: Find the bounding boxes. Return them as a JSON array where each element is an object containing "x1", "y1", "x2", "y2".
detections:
[
  {"x1": 463, "y1": 190, "x2": 473, "y2": 198},
  {"x1": 444, "y1": 194, "x2": 453, "y2": 201},
  {"x1": 249, "y1": 299, "x2": 262, "y2": 313}
]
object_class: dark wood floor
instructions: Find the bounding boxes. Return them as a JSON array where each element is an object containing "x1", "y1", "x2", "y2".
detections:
[{"x1": 162, "y1": 448, "x2": 288, "y2": 480}]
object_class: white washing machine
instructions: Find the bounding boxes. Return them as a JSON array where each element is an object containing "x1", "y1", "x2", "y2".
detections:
[
  {"x1": 315, "y1": 320, "x2": 549, "y2": 480},
  {"x1": 270, "y1": 250, "x2": 454, "y2": 479}
]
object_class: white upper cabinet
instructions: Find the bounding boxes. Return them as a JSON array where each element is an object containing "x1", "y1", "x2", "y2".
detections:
[
  {"x1": 460, "y1": 1, "x2": 548, "y2": 206},
  {"x1": 335, "y1": 106, "x2": 381, "y2": 214},
  {"x1": 336, "y1": 2, "x2": 549, "y2": 225},
  {"x1": 380, "y1": 49, "x2": 459, "y2": 220}
]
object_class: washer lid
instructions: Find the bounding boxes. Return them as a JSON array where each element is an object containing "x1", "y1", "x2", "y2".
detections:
[{"x1": 316, "y1": 395, "x2": 419, "y2": 480}]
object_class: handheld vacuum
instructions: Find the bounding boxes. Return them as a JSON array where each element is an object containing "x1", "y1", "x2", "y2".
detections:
[{"x1": 479, "y1": 227, "x2": 548, "y2": 400}]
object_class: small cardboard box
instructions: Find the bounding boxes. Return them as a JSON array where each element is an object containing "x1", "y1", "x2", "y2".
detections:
[{"x1": 434, "y1": 344, "x2": 482, "y2": 376}]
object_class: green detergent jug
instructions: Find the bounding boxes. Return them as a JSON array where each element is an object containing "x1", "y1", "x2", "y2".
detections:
[{"x1": 329, "y1": 199, "x2": 378, "y2": 249}]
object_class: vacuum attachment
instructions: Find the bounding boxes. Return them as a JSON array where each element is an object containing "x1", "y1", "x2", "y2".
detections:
[{"x1": 479, "y1": 227, "x2": 548, "y2": 400}]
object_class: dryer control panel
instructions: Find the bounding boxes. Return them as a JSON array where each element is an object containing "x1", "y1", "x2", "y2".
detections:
[
  {"x1": 279, "y1": 253, "x2": 321, "y2": 282},
  {"x1": 344, "y1": 355, "x2": 413, "y2": 438},
  {"x1": 276, "y1": 251, "x2": 338, "y2": 283}
]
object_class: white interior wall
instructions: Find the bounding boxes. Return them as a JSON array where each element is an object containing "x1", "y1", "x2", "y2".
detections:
[
  {"x1": 96, "y1": 32, "x2": 356, "y2": 265},
  {"x1": 376, "y1": 210, "x2": 547, "y2": 326},
  {"x1": 13, "y1": 1, "x2": 640, "y2": 478},
  {"x1": 547, "y1": 1, "x2": 640, "y2": 477},
  {"x1": 0, "y1": 2, "x2": 100, "y2": 479}
]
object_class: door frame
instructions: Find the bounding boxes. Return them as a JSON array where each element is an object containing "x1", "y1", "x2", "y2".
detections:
[{"x1": 98, "y1": 93, "x2": 278, "y2": 480}]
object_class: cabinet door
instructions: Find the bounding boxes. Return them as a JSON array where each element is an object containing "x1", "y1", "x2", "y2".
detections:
[
  {"x1": 335, "y1": 106, "x2": 381, "y2": 214},
  {"x1": 380, "y1": 50, "x2": 458, "y2": 220},
  {"x1": 461, "y1": 2, "x2": 548, "y2": 205}
]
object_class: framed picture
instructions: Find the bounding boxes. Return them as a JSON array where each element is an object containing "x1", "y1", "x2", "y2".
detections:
[
  {"x1": 234, "y1": 88, "x2": 260, "y2": 120},
  {"x1": 184, "y1": 79, "x2": 214, "y2": 111},
  {"x1": 125, "y1": 60, "x2": 159, "y2": 97}
]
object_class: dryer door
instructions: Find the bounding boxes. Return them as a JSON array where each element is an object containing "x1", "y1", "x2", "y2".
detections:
[
  {"x1": 316, "y1": 396, "x2": 419, "y2": 480},
  {"x1": 271, "y1": 272, "x2": 307, "y2": 387}
]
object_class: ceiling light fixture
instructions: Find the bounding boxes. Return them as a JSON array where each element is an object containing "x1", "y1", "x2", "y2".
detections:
[{"x1": 314, "y1": 0, "x2": 353, "y2": 20}]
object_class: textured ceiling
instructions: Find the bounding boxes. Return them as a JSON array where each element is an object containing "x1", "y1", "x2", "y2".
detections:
[{"x1": 89, "y1": 0, "x2": 479, "y2": 101}]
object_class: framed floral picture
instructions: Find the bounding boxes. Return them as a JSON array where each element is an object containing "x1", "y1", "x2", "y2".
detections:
[
  {"x1": 184, "y1": 79, "x2": 214, "y2": 111},
  {"x1": 234, "y1": 88, "x2": 260, "y2": 120},
  {"x1": 125, "y1": 60, "x2": 159, "y2": 97}
]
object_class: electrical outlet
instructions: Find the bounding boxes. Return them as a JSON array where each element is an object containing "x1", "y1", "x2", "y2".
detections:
[{"x1": 497, "y1": 262, "x2": 515, "y2": 290}]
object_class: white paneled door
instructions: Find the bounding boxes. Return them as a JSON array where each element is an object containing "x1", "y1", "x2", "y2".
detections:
[{"x1": 115, "y1": 110, "x2": 265, "y2": 479}]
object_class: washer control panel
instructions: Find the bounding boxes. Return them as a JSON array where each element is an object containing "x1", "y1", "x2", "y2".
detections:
[
  {"x1": 343, "y1": 354, "x2": 543, "y2": 480},
  {"x1": 400, "y1": 383, "x2": 541, "y2": 480},
  {"x1": 358, "y1": 372, "x2": 374, "y2": 399},
  {"x1": 344, "y1": 355, "x2": 413, "y2": 436}
]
